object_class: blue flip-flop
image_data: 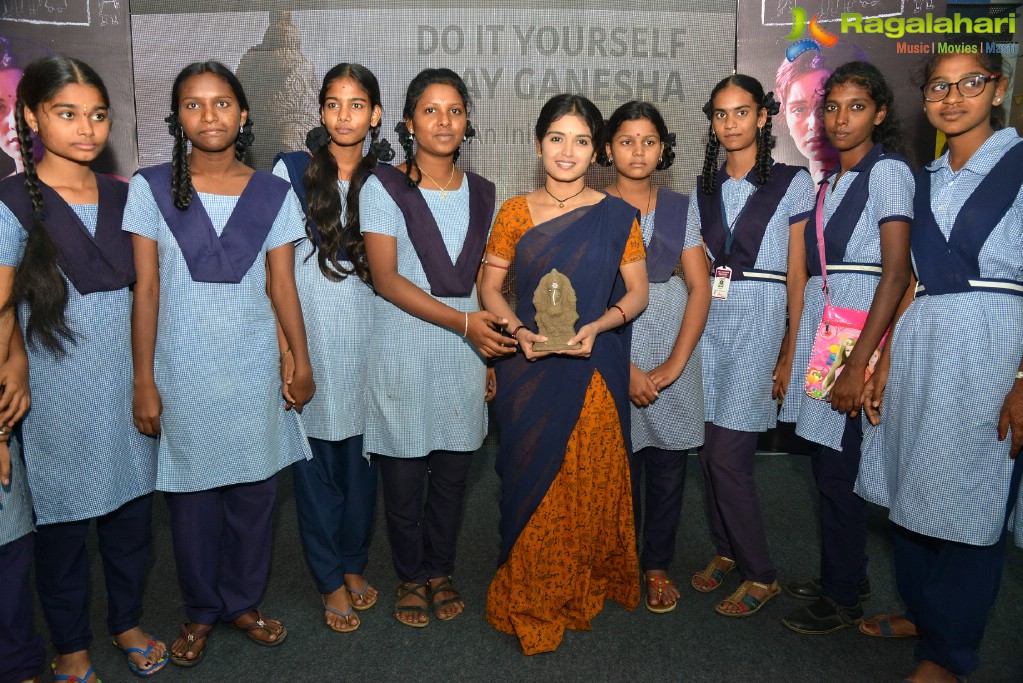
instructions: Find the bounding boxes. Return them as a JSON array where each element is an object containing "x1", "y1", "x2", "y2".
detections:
[
  {"x1": 112, "y1": 633, "x2": 168, "y2": 678},
  {"x1": 52, "y1": 659, "x2": 101, "y2": 683}
]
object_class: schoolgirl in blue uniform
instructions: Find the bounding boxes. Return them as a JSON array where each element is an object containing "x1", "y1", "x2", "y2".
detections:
[
  {"x1": 359, "y1": 68, "x2": 508, "y2": 627},
  {"x1": 779, "y1": 61, "x2": 914, "y2": 634},
  {"x1": 856, "y1": 51, "x2": 1023, "y2": 682},
  {"x1": 0, "y1": 56, "x2": 164, "y2": 681},
  {"x1": 688, "y1": 74, "x2": 814, "y2": 617},
  {"x1": 600, "y1": 100, "x2": 710, "y2": 613},
  {"x1": 272, "y1": 63, "x2": 391, "y2": 633},
  {"x1": 124, "y1": 61, "x2": 314, "y2": 666}
]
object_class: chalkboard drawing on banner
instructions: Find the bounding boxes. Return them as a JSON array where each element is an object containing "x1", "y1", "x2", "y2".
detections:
[
  {"x1": 99, "y1": 0, "x2": 118, "y2": 26},
  {"x1": 236, "y1": 10, "x2": 319, "y2": 170},
  {"x1": 0, "y1": 0, "x2": 89, "y2": 26},
  {"x1": 763, "y1": 0, "x2": 906, "y2": 26}
]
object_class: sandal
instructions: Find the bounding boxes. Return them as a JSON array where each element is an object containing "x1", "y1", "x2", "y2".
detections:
[
  {"x1": 346, "y1": 579, "x2": 378, "y2": 611},
  {"x1": 429, "y1": 576, "x2": 464, "y2": 622},
  {"x1": 111, "y1": 633, "x2": 168, "y2": 677},
  {"x1": 51, "y1": 660, "x2": 99, "y2": 683},
  {"x1": 859, "y1": 613, "x2": 918, "y2": 638},
  {"x1": 395, "y1": 582, "x2": 430, "y2": 628},
  {"x1": 322, "y1": 598, "x2": 359, "y2": 634},
  {"x1": 715, "y1": 580, "x2": 780, "y2": 617},
  {"x1": 170, "y1": 623, "x2": 212, "y2": 668},
  {"x1": 645, "y1": 574, "x2": 678, "y2": 614},
  {"x1": 232, "y1": 610, "x2": 287, "y2": 647},
  {"x1": 691, "y1": 555, "x2": 735, "y2": 592}
]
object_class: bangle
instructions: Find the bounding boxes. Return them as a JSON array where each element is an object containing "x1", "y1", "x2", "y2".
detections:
[
  {"x1": 611, "y1": 304, "x2": 627, "y2": 325},
  {"x1": 482, "y1": 258, "x2": 509, "y2": 270},
  {"x1": 463, "y1": 312, "x2": 469, "y2": 338},
  {"x1": 280, "y1": 348, "x2": 291, "y2": 362},
  {"x1": 510, "y1": 324, "x2": 526, "y2": 338}
]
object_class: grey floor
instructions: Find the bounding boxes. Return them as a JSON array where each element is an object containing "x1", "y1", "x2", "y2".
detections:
[{"x1": 39, "y1": 443, "x2": 1023, "y2": 682}]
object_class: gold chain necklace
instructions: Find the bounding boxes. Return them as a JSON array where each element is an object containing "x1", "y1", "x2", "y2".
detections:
[{"x1": 419, "y1": 164, "x2": 456, "y2": 199}]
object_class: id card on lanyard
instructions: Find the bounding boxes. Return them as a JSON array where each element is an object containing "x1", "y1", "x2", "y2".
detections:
[{"x1": 712, "y1": 188, "x2": 756, "y2": 300}]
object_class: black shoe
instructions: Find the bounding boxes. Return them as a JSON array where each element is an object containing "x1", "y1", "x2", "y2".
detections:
[
  {"x1": 785, "y1": 577, "x2": 871, "y2": 601},
  {"x1": 782, "y1": 597, "x2": 864, "y2": 635}
]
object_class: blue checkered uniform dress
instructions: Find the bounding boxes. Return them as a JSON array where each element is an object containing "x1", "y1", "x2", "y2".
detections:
[
  {"x1": 856, "y1": 129, "x2": 1023, "y2": 547},
  {"x1": 631, "y1": 210, "x2": 704, "y2": 451},
  {"x1": 0, "y1": 202, "x2": 157, "y2": 524},
  {"x1": 359, "y1": 174, "x2": 487, "y2": 459},
  {"x1": 122, "y1": 175, "x2": 312, "y2": 492},
  {"x1": 0, "y1": 438, "x2": 32, "y2": 545},
  {"x1": 273, "y1": 161, "x2": 375, "y2": 442},
  {"x1": 689, "y1": 169, "x2": 815, "y2": 432},
  {"x1": 780, "y1": 159, "x2": 915, "y2": 449}
]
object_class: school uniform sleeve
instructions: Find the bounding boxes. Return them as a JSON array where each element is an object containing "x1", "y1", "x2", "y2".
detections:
[
  {"x1": 786, "y1": 169, "x2": 815, "y2": 224},
  {"x1": 121, "y1": 174, "x2": 161, "y2": 240},
  {"x1": 359, "y1": 174, "x2": 402, "y2": 237},
  {"x1": 683, "y1": 198, "x2": 702, "y2": 251},
  {"x1": 271, "y1": 159, "x2": 291, "y2": 182},
  {"x1": 0, "y1": 203, "x2": 27, "y2": 267},
  {"x1": 871, "y1": 158, "x2": 915, "y2": 225},
  {"x1": 264, "y1": 190, "x2": 306, "y2": 252}
]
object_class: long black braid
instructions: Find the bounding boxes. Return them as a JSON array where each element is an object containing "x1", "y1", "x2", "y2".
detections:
[{"x1": 700, "y1": 74, "x2": 778, "y2": 195}]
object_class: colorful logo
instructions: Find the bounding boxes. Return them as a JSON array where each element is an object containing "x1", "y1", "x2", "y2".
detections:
[{"x1": 785, "y1": 7, "x2": 839, "y2": 62}]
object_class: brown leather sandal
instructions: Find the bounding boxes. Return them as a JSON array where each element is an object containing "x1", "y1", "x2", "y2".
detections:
[{"x1": 232, "y1": 610, "x2": 287, "y2": 647}]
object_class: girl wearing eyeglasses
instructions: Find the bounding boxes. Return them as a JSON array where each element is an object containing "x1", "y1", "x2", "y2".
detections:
[{"x1": 855, "y1": 51, "x2": 1023, "y2": 682}]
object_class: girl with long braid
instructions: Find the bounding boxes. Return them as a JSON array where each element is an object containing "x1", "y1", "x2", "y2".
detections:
[
  {"x1": 0, "y1": 55, "x2": 164, "y2": 682},
  {"x1": 124, "y1": 61, "x2": 314, "y2": 667},
  {"x1": 272, "y1": 63, "x2": 391, "y2": 633},
  {"x1": 688, "y1": 74, "x2": 814, "y2": 617},
  {"x1": 359, "y1": 68, "x2": 507, "y2": 628}
]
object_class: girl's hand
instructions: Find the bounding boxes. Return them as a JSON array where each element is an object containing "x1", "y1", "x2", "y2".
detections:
[
  {"x1": 280, "y1": 350, "x2": 296, "y2": 405},
  {"x1": 287, "y1": 362, "x2": 316, "y2": 411},
  {"x1": 0, "y1": 439, "x2": 10, "y2": 487},
  {"x1": 0, "y1": 353, "x2": 30, "y2": 427},
  {"x1": 861, "y1": 362, "x2": 889, "y2": 427},
  {"x1": 648, "y1": 359, "x2": 684, "y2": 393},
  {"x1": 561, "y1": 323, "x2": 598, "y2": 358},
  {"x1": 466, "y1": 311, "x2": 515, "y2": 359},
  {"x1": 485, "y1": 367, "x2": 497, "y2": 402},
  {"x1": 998, "y1": 380, "x2": 1023, "y2": 458},
  {"x1": 518, "y1": 329, "x2": 552, "y2": 362},
  {"x1": 772, "y1": 351, "x2": 793, "y2": 401},
  {"x1": 133, "y1": 382, "x2": 163, "y2": 436},
  {"x1": 629, "y1": 363, "x2": 658, "y2": 407},
  {"x1": 829, "y1": 363, "x2": 867, "y2": 417}
]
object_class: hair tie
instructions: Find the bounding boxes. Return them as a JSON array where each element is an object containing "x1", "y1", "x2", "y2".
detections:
[
  {"x1": 394, "y1": 121, "x2": 412, "y2": 140},
  {"x1": 164, "y1": 113, "x2": 181, "y2": 137},
  {"x1": 32, "y1": 209, "x2": 44, "y2": 222},
  {"x1": 236, "y1": 120, "x2": 255, "y2": 149},
  {"x1": 464, "y1": 121, "x2": 477, "y2": 142},
  {"x1": 701, "y1": 101, "x2": 714, "y2": 121},
  {"x1": 664, "y1": 132, "x2": 677, "y2": 148},
  {"x1": 305, "y1": 125, "x2": 330, "y2": 153},
  {"x1": 370, "y1": 138, "x2": 395, "y2": 162},
  {"x1": 763, "y1": 91, "x2": 781, "y2": 117}
]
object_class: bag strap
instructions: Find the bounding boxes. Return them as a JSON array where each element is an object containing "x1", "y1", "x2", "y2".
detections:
[{"x1": 814, "y1": 181, "x2": 831, "y2": 309}]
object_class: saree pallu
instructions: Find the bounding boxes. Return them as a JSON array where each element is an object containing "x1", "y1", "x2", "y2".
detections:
[{"x1": 487, "y1": 197, "x2": 641, "y2": 654}]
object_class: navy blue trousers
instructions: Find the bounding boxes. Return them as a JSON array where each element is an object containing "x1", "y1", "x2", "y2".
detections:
[
  {"x1": 35, "y1": 493, "x2": 153, "y2": 654},
  {"x1": 812, "y1": 415, "x2": 868, "y2": 606},
  {"x1": 894, "y1": 454, "x2": 1023, "y2": 676},
  {"x1": 292, "y1": 435, "x2": 378, "y2": 594},
  {"x1": 629, "y1": 446, "x2": 688, "y2": 571},
  {"x1": 165, "y1": 476, "x2": 277, "y2": 625},
  {"x1": 378, "y1": 451, "x2": 472, "y2": 585},
  {"x1": 699, "y1": 423, "x2": 776, "y2": 583},
  {"x1": 0, "y1": 533, "x2": 44, "y2": 683}
]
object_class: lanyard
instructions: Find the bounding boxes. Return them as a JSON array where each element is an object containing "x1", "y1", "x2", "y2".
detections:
[{"x1": 719, "y1": 187, "x2": 757, "y2": 263}]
